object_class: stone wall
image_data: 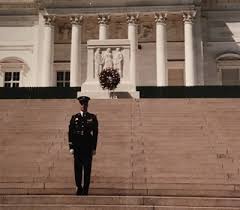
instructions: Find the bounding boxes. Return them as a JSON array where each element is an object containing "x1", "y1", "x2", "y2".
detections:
[
  {"x1": 203, "y1": 9, "x2": 240, "y2": 85},
  {"x1": 0, "y1": 25, "x2": 38, "y2": 86}
]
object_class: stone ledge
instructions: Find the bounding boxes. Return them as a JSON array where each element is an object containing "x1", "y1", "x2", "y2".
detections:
[
  {"x1": 3, "y1": 195, "x2": 240, "y2": 207},
  {"x1": 88, "y1": 39, "x2": 130, "y2": 48},
  {"x1": 2, "y1": 186, "x2": 240, "y2": 197},
  {"x1": 78, "y1": 91, "x2": 140, "y2": 99}
]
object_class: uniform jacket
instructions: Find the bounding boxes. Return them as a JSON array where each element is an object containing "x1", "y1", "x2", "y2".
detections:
[{"x1": 68, "y1": 112, "x2": 98, "y2": 157}]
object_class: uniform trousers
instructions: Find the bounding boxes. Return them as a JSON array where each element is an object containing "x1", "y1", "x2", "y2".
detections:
[{"x1": 74, "y1": 152, "x2": 92, "y2": 195}]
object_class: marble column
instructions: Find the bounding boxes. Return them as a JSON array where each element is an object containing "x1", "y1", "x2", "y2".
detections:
[
  {"x1": 42, "y1": 15, "x2": 55, "y2": 87},
  {"x1": 98, "y1": 15, "x2": 110, "y2": 40},
  {"x1": 155, "y1": 13, "x2": 168, "y2": 86},
  {"x1": 0, "y1": 65, "x2": 3, "y2": 87},
  {"x1": 183, "y1": 11, "x2": 197, "y2": 86},
  {"x1": 127, "y1": 14, "x2": 138, "y2": 88},
  {"x1": 195, "y1": 8, "x2": 204, "y2": 85},
  {"x1": 70, "y1": 16, "x2": 83, "y2": 87}
]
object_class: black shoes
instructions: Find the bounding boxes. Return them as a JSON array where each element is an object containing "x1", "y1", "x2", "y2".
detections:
[
  {"x1": 76, "y1": 187, "x2": 88, "y2": 196},
  {"x1": 76, "y1": 187, "x2": 83, "y2": 195}
]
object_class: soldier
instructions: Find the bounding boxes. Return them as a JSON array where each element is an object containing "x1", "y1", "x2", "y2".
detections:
[{"x1": 68, "y1": 96, "x2": 98, "y2": 195}]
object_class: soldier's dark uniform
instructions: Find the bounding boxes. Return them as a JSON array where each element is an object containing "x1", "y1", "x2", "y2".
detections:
[{"x1": 68, "y1": 96, "x2": 98, "y2": 195}]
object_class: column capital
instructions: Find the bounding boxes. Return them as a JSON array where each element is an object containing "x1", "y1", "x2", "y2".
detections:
[
  {"x1": 97, "y1": 15, "x2": 110, "y2": 25},
  {"x1": 43, "y1": 15, "x2": 56, "y2": 26},
  {"x1": 70, "y1": 16, "x2": 83, "y2": 25},
  {"x1": 154, "y1": 13, "x2": 167, "y2": 24},
  {"x1": 126, "y1": 14, "x2": 139, "y2": 24},
  {"x1": 183, "y1": 11, "x2": 196, "y2": 24}
]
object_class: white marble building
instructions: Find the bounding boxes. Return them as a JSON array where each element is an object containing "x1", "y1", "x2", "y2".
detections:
[{"x1": 0, "y1": 0, "x2": 240, "y2": 93}]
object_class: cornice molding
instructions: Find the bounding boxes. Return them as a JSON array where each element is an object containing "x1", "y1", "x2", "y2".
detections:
[
  {"x1": 0, "y1": 4, "x2": 198, "y2": 17},
  {"x1": 45, "y1": 5, "x2": 196, "y2": 16}
]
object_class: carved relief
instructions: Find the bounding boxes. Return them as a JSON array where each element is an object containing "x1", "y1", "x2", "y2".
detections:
[
  {"x1": 138, "y1": 22, "x2": 154, "y2": 41},
  {"x1": 94, "y1": 48, "x2": 104, "y2": 78},
  {"x1": 56, "y1": 23, "x2": 71, "y2": 42},
  {"x1": 103, "y1": 48, "x2": 113, "y2": 69},
  {"x1": 61, "y1": 23, "x2": 71, "y2": 41},
  {"x1": 94, "y1": 47, "x2": 125, "y2": 78},
  {"x1": 113, "y1": 48, "x2": 124, "y2": 77}
]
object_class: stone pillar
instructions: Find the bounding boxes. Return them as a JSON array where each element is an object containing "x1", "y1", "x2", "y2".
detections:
[
  {"x1": 42, "y1": 15, "x2": 55, "y2": 87},
  {"x1": 127, "y1": 14, "x2": 138, "y2": 89},
  {"x1": 195, "y1": 8, "x2": 204, "y2": 85},
  {"x1": 0, "y1": 65, "x2": 3, "y2": 87},
  {"x1": 155, "y1": 13, "x2": 168, "y2": 86},
  {"x1": 70, "y1": 16, "x2": 83, "y2": 87},
  {"x1": 183, "y1": 11, "x2": 197, "y2": 86},
  {"x1": 98, "y1": 15, "x2": 110, "y2": 40}
]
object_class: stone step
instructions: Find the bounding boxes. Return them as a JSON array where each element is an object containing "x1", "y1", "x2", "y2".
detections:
[
  {"x1": 5, "y1": 204, "x2": 236, "y2": 210},
  {"x1": 1, "y1": 206, "x2": 240, "y2": 210},
  {"x1": 2, "y1": 195, "x2": 240, "y2": 209},
  {"x1": 2, "y1": 188, "x2": 240, "y2": 198}
]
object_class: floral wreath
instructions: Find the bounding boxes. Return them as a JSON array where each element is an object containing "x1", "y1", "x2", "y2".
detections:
[{"x1": 99, "y1": 68, "x2": 120, "y2": 91}]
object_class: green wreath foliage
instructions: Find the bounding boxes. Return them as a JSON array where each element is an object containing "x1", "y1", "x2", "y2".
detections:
[{"x1": 99, "y1": 68, "x2": 120, "y2": 91}]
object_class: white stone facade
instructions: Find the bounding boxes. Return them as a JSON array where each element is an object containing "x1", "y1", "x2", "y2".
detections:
[{"x1": 0, "y1": 0, "x2": 240, "y2": 90}]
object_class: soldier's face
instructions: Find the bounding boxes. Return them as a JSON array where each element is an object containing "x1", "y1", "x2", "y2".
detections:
[{"x1": 80, "y1": 102, "x2": 88, "y2": 112}]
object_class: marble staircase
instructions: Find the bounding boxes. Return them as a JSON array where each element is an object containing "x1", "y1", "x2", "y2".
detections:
[{"x1": 1, "y1": 99, "x2": 240, "y2": 208}]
